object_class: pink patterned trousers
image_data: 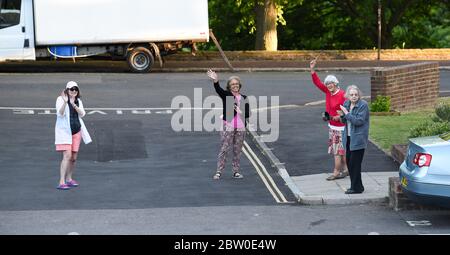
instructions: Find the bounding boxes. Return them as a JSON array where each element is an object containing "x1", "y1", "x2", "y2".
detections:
[{"x1": 216, "y1": 126, "x2": 246, "y2": 174}]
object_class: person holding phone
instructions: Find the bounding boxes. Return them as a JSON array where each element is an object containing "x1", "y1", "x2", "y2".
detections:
[
  {"x1": 206, "y1": 69, "x2": 250, "y2": 180},
  {"x1": 55, "y1": 81, "x2": 92, "y2": 190},
  {"x1": 309, "y1": 58, "x2": 349, "y2": 181}
]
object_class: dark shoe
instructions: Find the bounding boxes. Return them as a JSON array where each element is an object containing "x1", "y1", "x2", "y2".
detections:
[{"x1": 345, "y1": 189, "x2": 363, "y2": 194}]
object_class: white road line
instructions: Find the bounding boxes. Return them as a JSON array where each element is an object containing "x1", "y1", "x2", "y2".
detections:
[
  {"x1": 244, "y1": 141, "x2": 288, "y2": 203},
  {"x1": 304, "y1": 100, "x2": 326, "y2": 106},
  {"x1": 243, "y1": 147, "x2": 281, "y2": 203},
  {"x1": 243, "y1": 141, "x2": 288, "y2": 203},
  {"x1": 0, "y1": 107, "x2": 219, "y2": 110},
  {"x1": 304, "y1": 96, "x2": 370, "y2": 106},
  {"x1": 251, "y1": 104, "x2": 301, "y2": 113},
  {"x1": 406, "y1": 220, "x2": 432, "y2": 227},
  {"x1": 1, "y1": 97, "x2": 374, "y2": 112}
]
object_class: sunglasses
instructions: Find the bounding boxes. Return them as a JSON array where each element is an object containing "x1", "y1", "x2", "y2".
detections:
[{"x1": 69, "y1": 87, "x2": 79, "y2": 92}]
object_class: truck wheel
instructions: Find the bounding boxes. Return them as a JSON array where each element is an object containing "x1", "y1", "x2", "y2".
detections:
[{"x1": 127, "y1": 47, "x2": 154, "y2": 73}]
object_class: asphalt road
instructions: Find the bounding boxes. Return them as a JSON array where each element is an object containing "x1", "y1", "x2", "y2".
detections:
[{"x1": 0, "y1": 71, "x2": 449, "y2": 235}]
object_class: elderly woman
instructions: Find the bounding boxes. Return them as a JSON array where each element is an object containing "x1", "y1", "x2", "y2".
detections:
[
  {"x1": 206, "y1": 69, "x2": 250, "y2": 180},
  {"x1": 310, "y1": 59, "x2": 348, "y2": 181},
  {"x1": 55, "y1": 81, "x2": 92, "y2": 190},
  {"x1": 339, "y1": 85, "x2": 370, "y2": 194}
]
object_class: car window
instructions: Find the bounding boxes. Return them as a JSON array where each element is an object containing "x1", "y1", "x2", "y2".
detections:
[
  {"x1": 0, "y1": 0, "x2": 21, "y2": 30},
  {"x1": 439, "y1": 132, "x2": 450, "y2": 141}
]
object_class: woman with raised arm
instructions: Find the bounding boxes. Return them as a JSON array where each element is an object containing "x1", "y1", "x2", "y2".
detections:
[
  {"x1": 206, "y1": 69, "x2": 250, "y2": 180},
  {"x1": 310, "y1": 58, "x2": 349, "y2": 180}
]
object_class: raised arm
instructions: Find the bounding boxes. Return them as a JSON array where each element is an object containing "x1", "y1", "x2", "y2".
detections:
[
  {"x1": 310, "y1": 59, "x2": 328, "y2": 93},
  {"x1": 56, "y1": 90, "x2": 68, "y2": 116},
  {"x1": 207, "y1": 69, "x2": 227, "y2": 97}
]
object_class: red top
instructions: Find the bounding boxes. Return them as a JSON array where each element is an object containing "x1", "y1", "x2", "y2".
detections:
[{"x1": 311, "y1": 72, "x2": 346, "y2": 127}]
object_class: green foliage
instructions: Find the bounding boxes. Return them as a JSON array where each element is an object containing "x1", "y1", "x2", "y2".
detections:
[
  {"x1": 408, "y1": 121, "x2": 450, "y2": 138},
  {"x1": 435, "y1": 103, "x2": 450, "y2": 122},
  {"x1": 201, "y1": 0, "x2": 302, "y2": 51},
  {"x1": 391, "y1": 2, "x2": 450, "y2": 49},
  {"x1": 408, "y1": 102, "x2": 450, "y2": 138},
  {"x1": 440, "y1": 132, "x2": 450, "y2": 141},
  {"x1": 198, "y1": 0, "x2": 255, "y2": 50},
  {"x1": 205, "y1": 0, "x2": 449, "y2": 50},
  {"x1": 370, "y1": 95, "x2": 391, "y2": 112}
]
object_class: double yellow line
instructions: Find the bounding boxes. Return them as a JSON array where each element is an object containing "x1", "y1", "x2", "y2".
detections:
[{"x1": 242, "y1": 141, "x2": 289, "y2": 203}]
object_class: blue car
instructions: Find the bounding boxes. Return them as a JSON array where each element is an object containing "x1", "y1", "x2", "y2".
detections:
[{"x1": 399, "y1": 132, "x2": 450, "y2": 208}]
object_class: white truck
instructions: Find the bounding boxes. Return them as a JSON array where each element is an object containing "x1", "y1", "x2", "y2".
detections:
[{"x1": 0, "y1": 0, "x2": 209, "y2": 72}]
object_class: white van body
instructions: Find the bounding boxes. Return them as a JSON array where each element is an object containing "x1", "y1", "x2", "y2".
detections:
[{"x1": 0, "y1": 0, "x2": 209, "y2": 72}]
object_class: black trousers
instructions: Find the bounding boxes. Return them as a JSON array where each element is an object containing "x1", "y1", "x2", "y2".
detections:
[{"x1": 346, "y1": 136, "x2": 365, "y2": 192}]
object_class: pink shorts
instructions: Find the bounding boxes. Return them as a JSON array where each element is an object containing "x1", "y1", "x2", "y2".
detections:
[{"x1": 56, "y1": 132, "x2": 82, "y2": 152}]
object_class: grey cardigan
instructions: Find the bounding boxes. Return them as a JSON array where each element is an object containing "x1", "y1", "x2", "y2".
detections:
[{"x1": 341, "y1": 99, "x2": 370, "y2": 151}]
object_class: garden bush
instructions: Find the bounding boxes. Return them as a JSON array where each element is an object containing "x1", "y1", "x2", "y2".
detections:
[
  {"x1": 408, "y1": 101, "x2": 450, "y2": 138},
  {"x1": 409, "y1": 121, "x2": 450, "y2": 138},
  {"x1": 370, "y1": 95, "x2": 391, "y2": 112},
  {"x1": 435, "y1": 103, "x2": 450, "y2": 122}
]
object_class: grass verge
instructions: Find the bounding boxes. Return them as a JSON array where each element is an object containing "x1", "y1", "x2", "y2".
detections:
[{"x1": 369, "y1": 97, "x2": 450, "y2": 152}]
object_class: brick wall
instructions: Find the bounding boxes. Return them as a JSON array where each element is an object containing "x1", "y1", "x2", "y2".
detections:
[
  {"x1": 166, "y1": 49, "x2": 450, "y2": 61},
  {"x1": 370, "y1": 62, "x2": 439, "y2": 112}
]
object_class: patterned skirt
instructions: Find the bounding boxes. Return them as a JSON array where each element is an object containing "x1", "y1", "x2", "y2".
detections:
[{"x1": 328, "y1": 129, "x2": 345, "y2": 156}]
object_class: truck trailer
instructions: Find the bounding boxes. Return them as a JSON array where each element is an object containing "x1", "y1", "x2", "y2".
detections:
[{"x1": 0, "y1": 0, "x2": 209, "y2": 72}]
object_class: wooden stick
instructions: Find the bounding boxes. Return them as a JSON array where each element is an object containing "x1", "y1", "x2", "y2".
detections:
[
  {"x1": 209, "y1": 29, "x2": 234, "y2": 72},
  {"x1": 314, "y1": 52, "x2": 323, "y2": 61}
]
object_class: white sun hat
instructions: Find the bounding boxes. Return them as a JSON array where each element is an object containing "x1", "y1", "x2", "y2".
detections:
[{"x1": 66, "y1": 81, "x2": 78, "y2": 89}]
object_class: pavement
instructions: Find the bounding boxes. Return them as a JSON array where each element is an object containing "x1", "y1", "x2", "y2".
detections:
[
  {"x1": 246, "y1": 120, "x2": 400, "y2": 206},
  {"x1": 291, "y1": 172, "x2": 398, "y2": 205}
]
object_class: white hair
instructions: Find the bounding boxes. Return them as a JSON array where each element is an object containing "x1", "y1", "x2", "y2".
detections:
[
  {"x1": 345, "y1": 85, "x2": 363, "y2": 99},
  {"x1": 324, "y1": 75, "x2": 339, "y2": 85},
  {"x1": 226, "y1": 76, "x2": 242, "y2": 91}
]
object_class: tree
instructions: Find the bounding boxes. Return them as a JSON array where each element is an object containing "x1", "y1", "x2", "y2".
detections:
[
  {"x1": 206, "y1": 0, "x2": 299, "y2": 51},
  {"x1": 206, "y1": 0, "x2": 449, "y2": 50},
  {"x1": 329, "y1": 0, "x2": 448, "y2": 48},
  {"x1": 255, "y1": 0, "x2": 278, "y2": 50},
  {"x1": 278, "y1": 0, "x2": 449, "y2": 50}
]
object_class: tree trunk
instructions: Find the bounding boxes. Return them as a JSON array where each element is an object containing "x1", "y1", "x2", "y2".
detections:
[{"x1": 255, "y1": 0, "x2": 278, "y2": 51}]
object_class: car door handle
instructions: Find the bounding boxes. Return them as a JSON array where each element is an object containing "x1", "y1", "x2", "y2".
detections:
[{"x1": 22, "y1": 26, "x2": 26, "y2": 33}]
